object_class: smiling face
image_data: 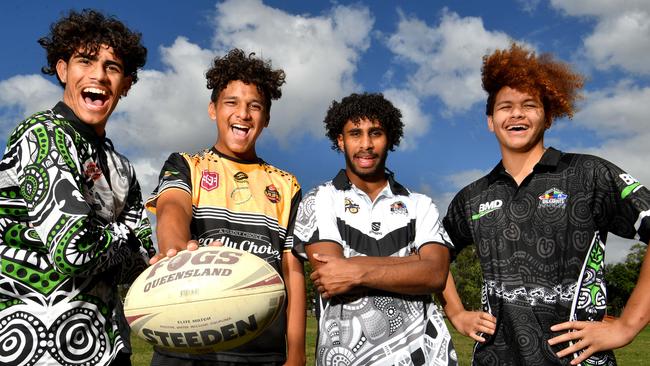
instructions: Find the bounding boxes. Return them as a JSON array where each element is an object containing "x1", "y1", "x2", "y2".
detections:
[
  {"x1": 209, "y1": 80, "x2": 269, "y2": 160},
  {"x1": 488, "y1": 86, "x2": 549, "y2": 155},
  {"x1": 337, "y1": 118, "x2": 388, "y2": 184},
  {"x1": 56, "y1": 45, "x2": 132, "y2": 135}
]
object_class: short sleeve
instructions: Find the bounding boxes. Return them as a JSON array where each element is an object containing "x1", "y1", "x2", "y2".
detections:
[
  {"x1": 443, "y1": 188, "x2": 475, "y2": 254},
  {"x1": 292, "y1": 185, "x2": 343, "y2": 260},
  {"x1": 145, "y1": 152, "x2": 192, "y2": 213},
  {"x1": 413, "y1": 194, "x2": 453, "y2": 251}
]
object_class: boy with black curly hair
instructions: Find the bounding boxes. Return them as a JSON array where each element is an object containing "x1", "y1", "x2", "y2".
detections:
[
  {"x1": 439, "y1": 43, "x2": 650, "y2": 365},
  {"x1": 0, "y1": 9, "x2": 153, "y2": 366},
  {"x1": 293, "y1": 93, "x2": 457, "y2": 365},
  {"x1": 146, "y1": 49, "x2": 306, "y2": 365}
]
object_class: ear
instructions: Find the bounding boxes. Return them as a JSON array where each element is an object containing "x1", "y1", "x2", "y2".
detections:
[
  {"x1": 120, "y1": 77, "x2": 133, "y2": 98},
  {"x1": 208, "y1": 101, "x2": 217, "y2": 120},
  {"x1": 337, "y1": 134, "x2": 344, "y2": 151},
  {"x1": 487, "y1": 115, "x2": 495, "y2": 132},
  {"x1": 56, "y1": 59, "x2": 68, "y2": 85}
]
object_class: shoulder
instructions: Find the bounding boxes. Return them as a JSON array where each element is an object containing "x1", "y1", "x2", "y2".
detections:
[
  {"x1": 8, "y1": 109, "x2": 69, "y2": 144},
  {"x1": 260, "y1": 161, "x2": 302, "y2": 191}
]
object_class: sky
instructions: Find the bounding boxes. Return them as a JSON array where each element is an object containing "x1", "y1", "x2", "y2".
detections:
[{"x1": 1, "y1": 0, "x2": 649, "y2": 263}]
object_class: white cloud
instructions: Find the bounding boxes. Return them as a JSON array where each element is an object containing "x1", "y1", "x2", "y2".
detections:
[
  {"x1": 551, "y1": 0, "x2": 650, "y2": 74},
  {"x1": 382, "y1": 88, "x2": 431, "y2": 150},
  {"x1": 386, "y1": 9, "x2": 513, "y2": 114},
  {"x1": 211, "y1": 0, "x2": 374, "y2": 142},
  {"x1": 0, "y1": 74, "x2": 60, "y2": 132}
]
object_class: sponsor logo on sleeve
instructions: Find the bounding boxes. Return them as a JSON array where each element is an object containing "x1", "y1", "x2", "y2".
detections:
[
  {"x1": 200, "y1": 171, "x2": 219, "y2": 191},
  {"x1": 619, "y1": 173, "x2": 643, "y2": 199}
]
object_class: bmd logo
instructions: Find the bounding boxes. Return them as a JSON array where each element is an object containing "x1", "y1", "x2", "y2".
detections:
[{"x1": 471, "y1": 199, "x2": 503, "y2": 220}]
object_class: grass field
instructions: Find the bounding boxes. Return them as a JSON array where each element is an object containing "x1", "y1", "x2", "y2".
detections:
[{"x1": 130, "y1": 317, "x2": 649, "y2": 365}]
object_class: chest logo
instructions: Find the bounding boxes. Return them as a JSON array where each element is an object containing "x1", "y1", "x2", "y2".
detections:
[
  {"x1": 200, "y1": 170, "x2": 219, "y2": 191},
  {"x1": 538, "y1": 188, "x2": 568, "y2": 208},
  {"x1": 264, "y1": 184, "x2": 281, "y2": 203},
  {"x1": 371, "y1": 222, "x2": 381, "y2": 232},
  {"x1": 84, "y1": 162, "x2": 103, "y2": 181},
  {"x1": 390, "y1": 201, "x2": 408, "y2": 215},
  {"x1": 344, "y1": 198, "x2": 359, "y2": 214},
  {"x1": 471, "y1": 199, "x2": 503, "y2": 220}
]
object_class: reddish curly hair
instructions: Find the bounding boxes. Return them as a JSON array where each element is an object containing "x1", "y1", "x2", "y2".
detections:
[{"x1": 482, "y1": 43, "x2": 584, "y2": 122}]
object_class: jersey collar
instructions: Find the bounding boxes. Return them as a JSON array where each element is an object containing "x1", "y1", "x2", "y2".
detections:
[
  {"x1": 487, "y1": 147, "x2": 562, "y2": 184},
  {"x1": 332, "y1": 169, "x2": 410, "y2": 196},
  {"x1": 52, "y1": 101, "x2": 107, "y2": 145}
]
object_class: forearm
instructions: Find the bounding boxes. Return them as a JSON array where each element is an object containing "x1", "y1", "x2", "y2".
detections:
[
  {"x1": 618, "y1": 246, "x2": 650, "y2": 336},
  {"x1": 436, "y1": 273, "x2": 467, "y2": 319},
  {"x1": 283, "y1": 252, "x2": 306, "y2": 365},
  {"x1": 155, "y1": 189, "x2": 193, "y2": 253},
  {"x1": 356, "y1": 258, "x2": 448, "y2": 294}
]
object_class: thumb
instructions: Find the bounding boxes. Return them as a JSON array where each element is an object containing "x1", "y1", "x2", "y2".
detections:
[{"x1": 313, "y1": 253, "x2": 331, "y2": 263}]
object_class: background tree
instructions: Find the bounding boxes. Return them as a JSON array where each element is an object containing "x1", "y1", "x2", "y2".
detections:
[
  {"x1": 447, "y1": 245, "x2": 483, "y2": 311},
  {"x1": 605, "y1": 243, "x2": 647, "y2": 316}
]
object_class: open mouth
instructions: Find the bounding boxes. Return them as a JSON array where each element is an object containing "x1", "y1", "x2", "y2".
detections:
[
  {"x1": 507, "y1": 125, "x2": 529, "y2": 131},
  {"x1": 82, "y1": 87, "x2": 109, "y2": 107},
  {"x1": 231, "y1": 123, "x2": 251, "y2": 137}
]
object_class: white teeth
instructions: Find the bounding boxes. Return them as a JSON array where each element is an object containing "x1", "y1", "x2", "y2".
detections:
[
  {"x1": 83, "y1": 87, "x2": 106, "y2": 95},
  {"x1": 232, "y1": 124, "x2": 250, "y2": 130}
]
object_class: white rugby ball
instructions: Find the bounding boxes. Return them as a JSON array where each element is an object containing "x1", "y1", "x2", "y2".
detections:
[{"x1": 124, "y1": 246, "x2": 285, "y2": 353}]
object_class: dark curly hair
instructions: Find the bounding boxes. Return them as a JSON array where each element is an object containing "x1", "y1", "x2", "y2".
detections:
[
  {"x1": 482, "y1": 43, "x2": 584, "y2": 122},
  {"x1": 39, "y1": 9, "x2": 147, "y2": 86},
  {"x1": 206, "y1": 49, "x2": 286, "y2": 111},
  {"x1": 324, "y1": 93, "x2": 404, "y2": 151}
]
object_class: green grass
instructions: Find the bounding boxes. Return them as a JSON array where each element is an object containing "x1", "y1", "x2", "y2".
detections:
[{"x1": 130, "y1": 317, "x2": 649, "y2": 365}]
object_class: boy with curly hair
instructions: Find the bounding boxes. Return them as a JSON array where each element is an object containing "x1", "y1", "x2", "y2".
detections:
[
  {"x1": 0, "y1": 9, "x2": 153, "y2": 366},
  {"x1": 439, "y1": 43, "x2": 650, "y2": 365},
  {"x1": 293, "y1": 93, "x2": 457, "y2": 365},
  {"x1": 146, "y1": 49, "x2": 305, "y2": 365}
]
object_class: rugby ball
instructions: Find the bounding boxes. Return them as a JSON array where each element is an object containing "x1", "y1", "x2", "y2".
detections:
[{"x1": 124, "y1": 246, "x2": 285, "y2": 353}]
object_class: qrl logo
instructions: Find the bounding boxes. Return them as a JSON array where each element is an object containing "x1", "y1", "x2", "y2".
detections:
[
  {"x1": 479, "y1": 200, "x2": 502, "y2": 212},
  {"x1": 201, "y1": 171, "x2": 219, "y2": 191}
]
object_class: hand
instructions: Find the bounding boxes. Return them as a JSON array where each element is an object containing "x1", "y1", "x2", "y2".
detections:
[
  {"x1": 548, "y1": 318, "x2": 636, "y2": 365},
  {"x1": 310, "y1": 253, "x2": 359, "y2": 299},
  {"x1": 448, "y1": 310, "x2": 496, "y2": 342},
  {"x1": 148, "y1": 240, "x2": 201, "y2": 265}
]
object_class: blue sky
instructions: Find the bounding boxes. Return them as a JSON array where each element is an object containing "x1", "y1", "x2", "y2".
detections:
[{"x1": 2, "y1": 0, "x2": 649, "y2": 262}]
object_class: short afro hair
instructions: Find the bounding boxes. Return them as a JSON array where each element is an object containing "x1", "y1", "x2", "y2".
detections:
[
  {"x1": 39, "y1": 9, "x2": 147, "y2": 86},
  {"x1": 482, "y1": 43, "x2": 584, "y2": 122},
  {"x1": 206, "y1": 49, "x2": 286, "y2": 111},
  {"x1": 324, "y1": 93, "x2": 404, "y2": 152}
]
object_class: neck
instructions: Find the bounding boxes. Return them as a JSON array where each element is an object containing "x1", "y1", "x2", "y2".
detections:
[
  {"x1": 346, "y1": 168, "x2": 387, "y2": 202},
  {"x1": 501, "y1": 143, "x2": 546, "y2": 185}
]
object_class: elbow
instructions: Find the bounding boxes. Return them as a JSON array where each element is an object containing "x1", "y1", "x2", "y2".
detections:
[{"x1": 426, "y1": 268, "x2": 449, "y2": 293}]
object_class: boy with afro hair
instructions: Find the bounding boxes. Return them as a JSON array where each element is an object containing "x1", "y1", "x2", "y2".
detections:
[
  {"x1": 293, "y1": 92, "x2": 458, "y2": 365},
  {"x1": 439, "y1": 43, "x2": 650, "y2": 365},
  {"x1": 146, "y1": 49, "x2": 305, "y2": 366}
]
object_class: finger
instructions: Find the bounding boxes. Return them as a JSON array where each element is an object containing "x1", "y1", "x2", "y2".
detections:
[
  {"x1": 165, "y1": 248, "x2": 179, "y2": 258},
  {"x1": 477, "y1": 325, "x2": 495, "y2": 335},
  {"x1": 312, "y1": 253, "x2": 330, "y2": 263},
  {"x1": 149, "y1": 253, "x2": 164, "y2": 265},
  {"x1": 186, "y1": 242, "x2": 199, "y2": 251},
  {"x1": 470, "y1": 332, "x2": 486, "y2": 343},
  {"x1": 570, "y1": 348, "x2": 594, "y2": 366},
  {"x1": 310, "y1": 271, "x2": 321, "y2": 281},
  {"x1": 555, "y1": 339, "x2": 587, "y2": 359},
  {"x1": 208, "y1": 240, "x2": 224, "y2": 247},
  {"x1": 548, "y1": 330, "x2": 582, "y2": 346},
  {"x1": 550, "y1": 321, "x2": 583, "y2": 332},
  {"x1": 480, "y1": 313, "x2": 497, "y2": 323}
]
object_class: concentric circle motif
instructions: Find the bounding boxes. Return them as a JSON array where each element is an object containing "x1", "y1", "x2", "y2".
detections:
[
  {"x1": 50, "y1": 308, "x2": 106, "y2": 365},
  {"x1": 0, "y1": 311, "x2": 46, "y2": 366}
]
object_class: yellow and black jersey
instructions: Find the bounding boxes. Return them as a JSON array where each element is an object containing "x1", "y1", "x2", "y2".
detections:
[{"x1": 146, "y1": 147, "x2": 301, "y2": 362}]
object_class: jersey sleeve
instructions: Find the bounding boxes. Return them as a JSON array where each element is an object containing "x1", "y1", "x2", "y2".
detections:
[
  {"x1": 443, "y1": 188, "x2": 475, "y2": 254},
  {"x1": 413, "y1": 194, "x2": 453, "y2": 251},
  {"x1": 594, "y1": 158, "x2": 650, "y2": 244},
  {"x1": 283, "y1": 176, "x2": 302, "y2": 252},
  {"x1": 145, "y1": 152, "x2": 192, "y2": 213},
  {"x1": 292, "y1": 185, "x2": 343, "y2": 260},
  {"x1": 15, "y1": 121, "x2": 140, "y2": 276}
]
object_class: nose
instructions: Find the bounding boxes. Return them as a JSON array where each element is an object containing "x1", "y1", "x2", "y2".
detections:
[
  {"x1": 236, "y1": 104, "x2": 251, "y2": 120},
  {"x1": 360, "y1": 133, "x2": 374, "y2": 150},
  {"x1": 511, "y1": 104, "x2": 524, "y2": 119},
  {"x1": 89, "y1": 63, "x2": 108, "y2": 82}
]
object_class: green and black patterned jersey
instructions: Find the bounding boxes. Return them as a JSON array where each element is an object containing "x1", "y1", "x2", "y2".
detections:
[
  {"x1": 443, "y1": 147, "x2": 650, "y2": 366},
  {"x1": 0, "y1": 102, "x2": 154, "y2": 366}
]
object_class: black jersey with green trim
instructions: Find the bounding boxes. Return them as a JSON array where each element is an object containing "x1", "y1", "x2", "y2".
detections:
[
  {"x1": 146, "y1": 147, "x2": 301, "y2": 363},
  {"x1": 443, "y1": 147, "x2": 650, "y2": 366},
  {"x1": 0, "y1": 102, "x2": 154, "y2": 366},
  {"x1": 294, "y1": 170, "x2": 457, "y2": 366}
]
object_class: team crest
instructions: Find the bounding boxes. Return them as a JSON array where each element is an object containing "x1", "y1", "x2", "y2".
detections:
[
  {"x1": 390, "y1": 201, "x2": 408, "y2": 215},
  {"x1": 234, "y1": 171, "x2": 249, "y2": 183},
  {"x1": 371, "y1": 222, "x2": 381, "y2": 232},
  {"x1": 344, "y1": 198, "x2": 360, "y2": 214},
  {"x1": 265, "y1": 184, "x2": 281, "y2": 203},
  {"x1": 539, "y1": 188, "x2": 568, "y2": 208},
  {"x1": 83, "y1": 162, "x2": 102, "y2": 181},
  {"x1": 200, "y1": 170, "x2": 219, "y2": 191}
]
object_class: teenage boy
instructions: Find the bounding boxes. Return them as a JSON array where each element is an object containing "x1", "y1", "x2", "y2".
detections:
[
  {"x1": 146, "y1": 49, "x2": 305, "y2": 365},
  {"x1": 294, "y1": 93, "x2": 457, "y2": 365},
  {"x1": 440, "y1": 43, "x2": 650, "y2": 365},
  {"x1": 0, "y1": 9, "x2": 153, "y2": 366}
]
